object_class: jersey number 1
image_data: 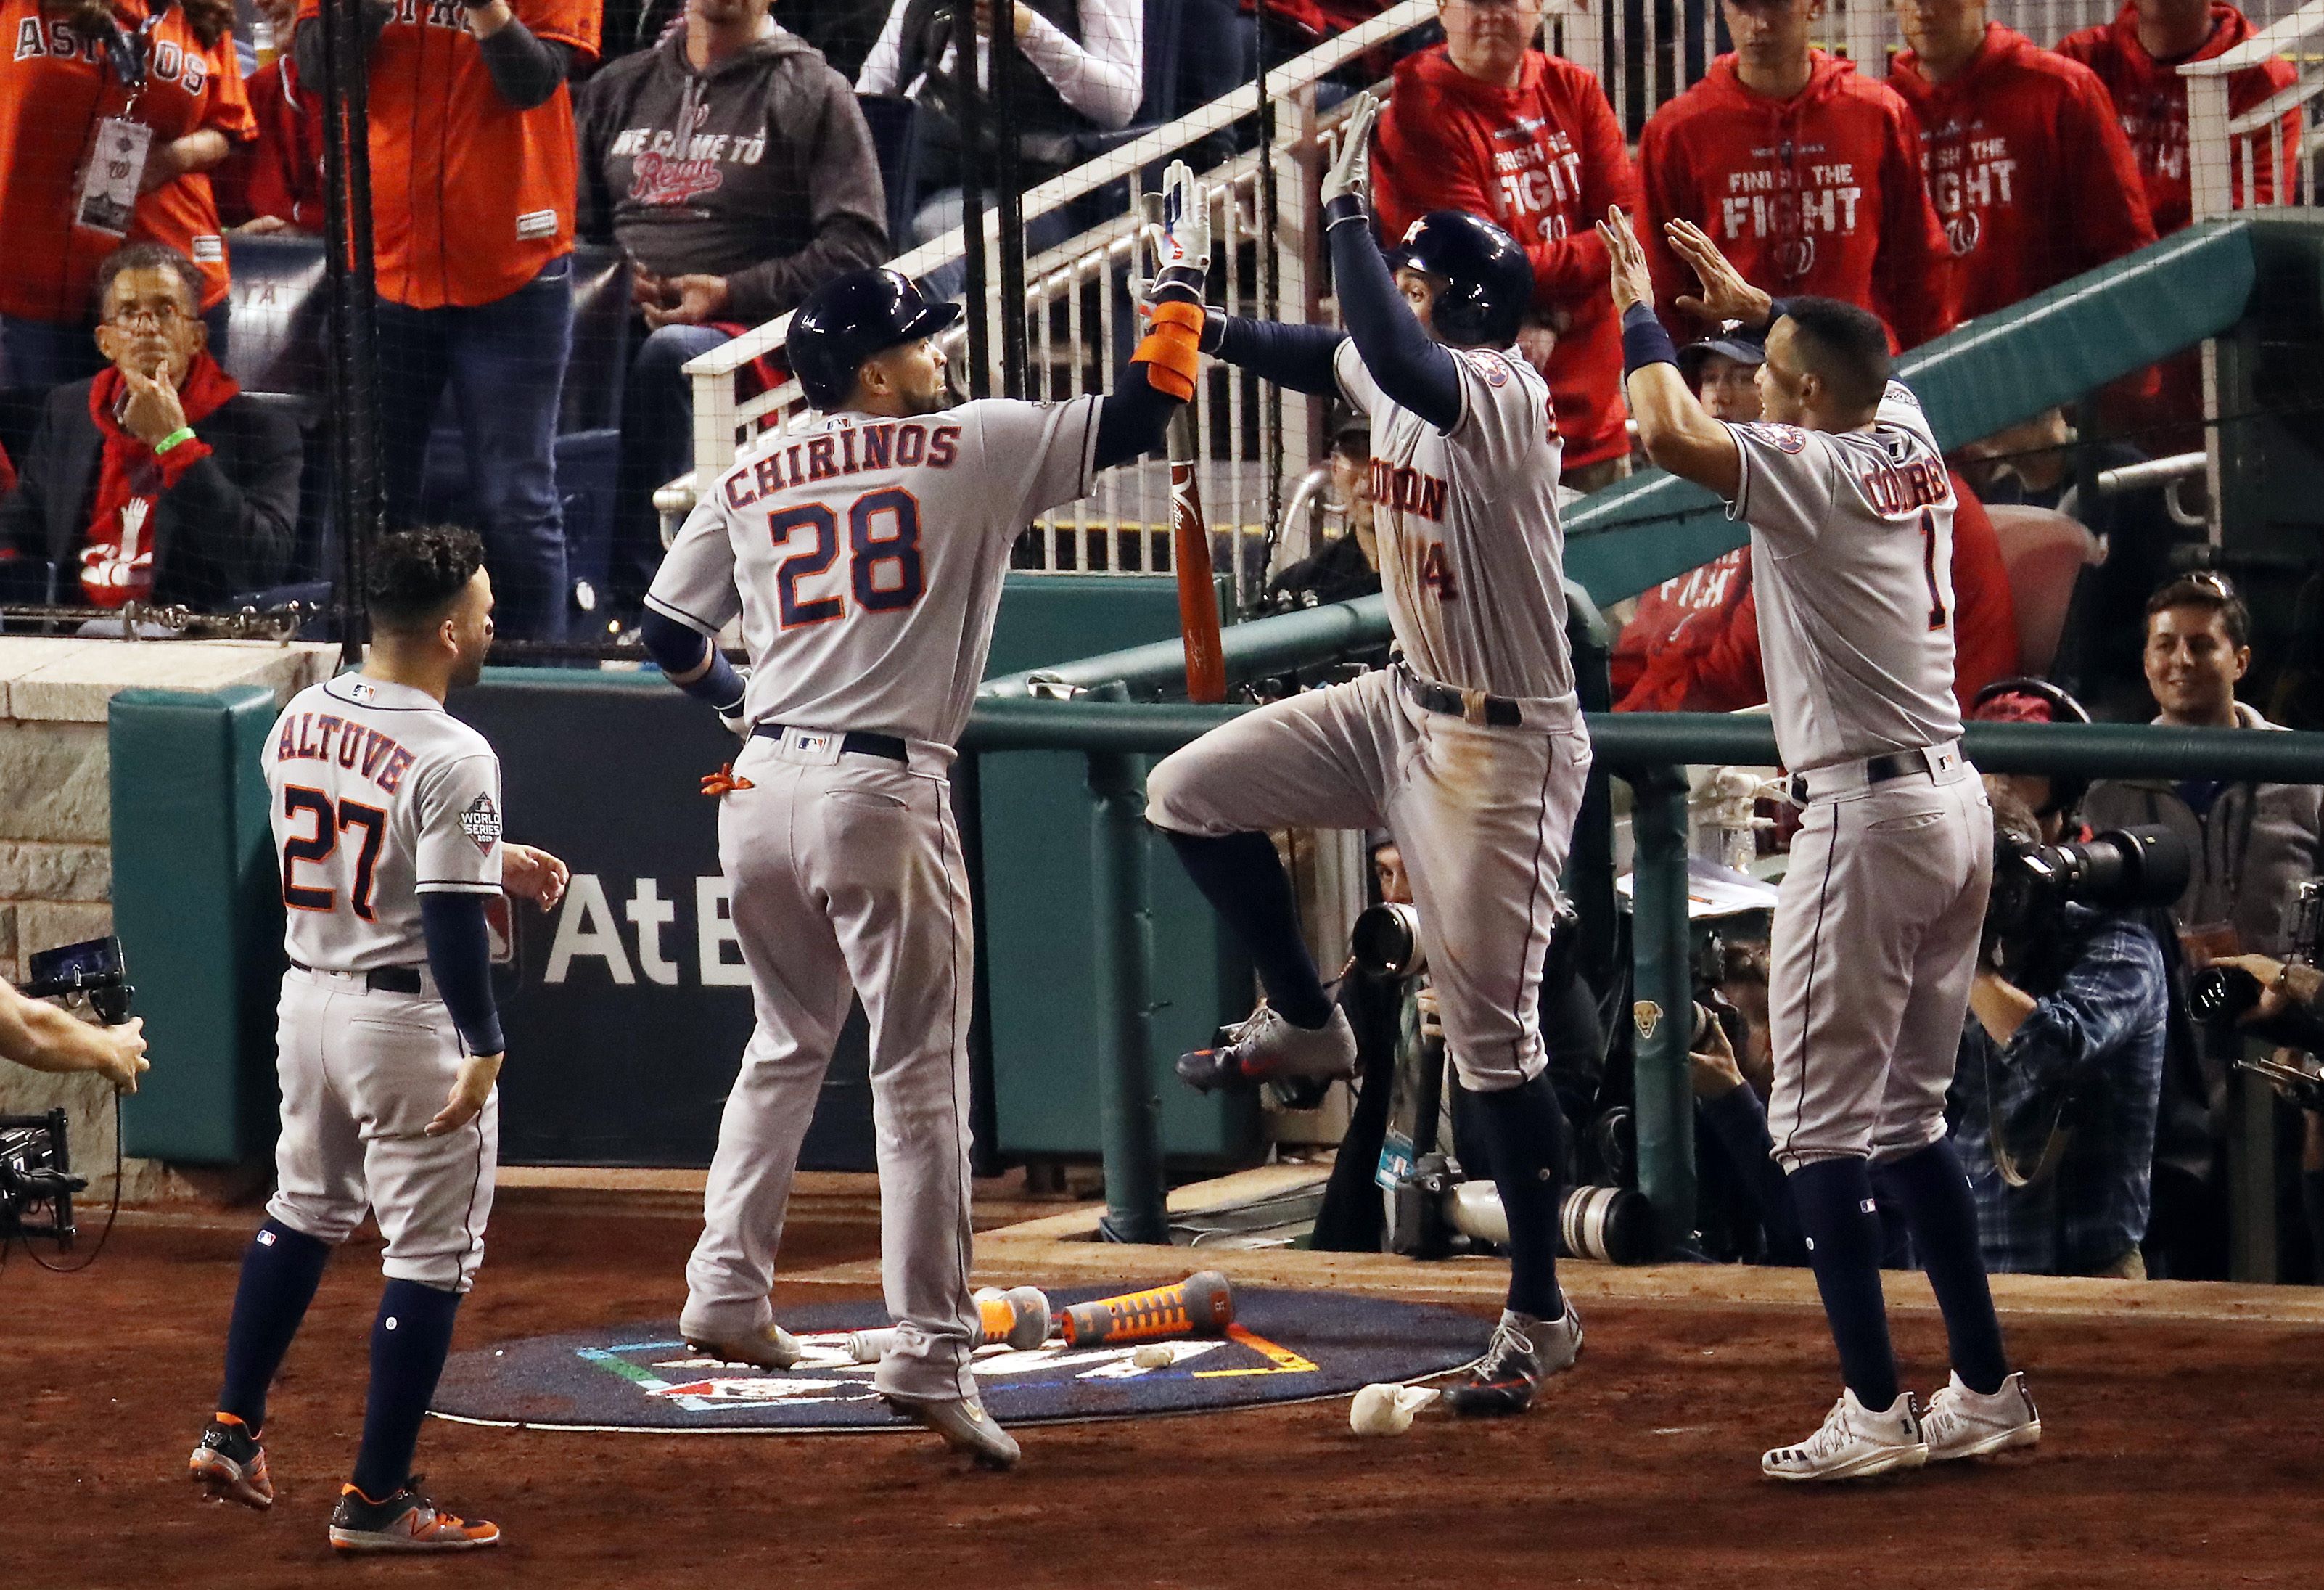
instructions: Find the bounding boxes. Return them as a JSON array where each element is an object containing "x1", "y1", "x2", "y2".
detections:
[
  {"x1": 1918, "y1": 508, "x2": 1950, "y2": 632},
  {"x1": 768, "y1": 487, "x2": 926, "y2": 629},
  {"x1": 282, "y1": 787, "x2": 387, "y2": 919}
]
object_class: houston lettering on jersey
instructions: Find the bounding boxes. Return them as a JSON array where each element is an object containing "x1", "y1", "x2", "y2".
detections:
[
  {"x1": 274, "y1": 711, "x2": 419, "y2": 795},
  {"x1": 12, "y1": 19, "x2": 212, "y2": 91},
  {"x1": 723, "y1": 421, "x2": 962, "y2": 510},
  {"x1": 1369, "y1": 459, "x2": 1448, "y2": 522}
]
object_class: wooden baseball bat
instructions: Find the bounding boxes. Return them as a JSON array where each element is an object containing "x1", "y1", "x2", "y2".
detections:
[{"x1": 1168, "y1": 406, "x2": 1226, "y2": 704}]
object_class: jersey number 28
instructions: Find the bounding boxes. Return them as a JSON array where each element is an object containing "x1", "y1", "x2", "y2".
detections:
[
  {"x1": 768, "y1": 487, "x2": 926, "y2": 629},
  {"x1": 282, "y1": 787, "x2": 387, "y2": 919}
]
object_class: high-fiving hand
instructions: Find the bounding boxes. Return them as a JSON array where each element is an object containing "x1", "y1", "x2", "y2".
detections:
[
  {"x1": 1596, "y1": 207, "x2": 1656, "y2": 316},
  {"x1": 1321, "y1": 91, "x2": 1381, "y2": 213},
  {"x1": 1155, "y1": 157, "x2": 1211, "y2": 274},
  {"x1": 1664, "y1": 218, "x2": 1775, "y2": 329}
]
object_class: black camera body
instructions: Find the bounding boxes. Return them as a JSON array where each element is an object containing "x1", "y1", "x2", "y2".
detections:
[
  {"x1": 2, "y1": 937, "x2": 134, "y2": 1250},
  {"x1": 1986, "y1": 826, "x2": 2192, "y2": 974}
]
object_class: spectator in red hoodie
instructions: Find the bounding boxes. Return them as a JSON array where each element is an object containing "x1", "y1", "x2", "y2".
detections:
[
  {"x1": 2057, "y1": 0, "x2": 2296, "y2": 453},
  {"x1": 214, "y1": 0, "x2": 326, "y2": 234},
  {"x1": 1889, "y1": 0, "x2": 2156, "y2": 324},
  {"x1": 2058, "y1": 0, "x2": 2299, "y2": 235},
  {"x1": 1637, "y1": 0, "x2": 1952, "y2": 350},
  {"x1": 1611, "y1": 321, "x2": 2018, "y2": 712},
  {"x1": 1372, "y1": 0, "x2": 1641, "y2": 488}
]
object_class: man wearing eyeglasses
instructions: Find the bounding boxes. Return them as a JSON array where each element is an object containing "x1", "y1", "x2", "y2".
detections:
[{"x1": 0, "y1": 242, "x2": 300, "y2": 611}]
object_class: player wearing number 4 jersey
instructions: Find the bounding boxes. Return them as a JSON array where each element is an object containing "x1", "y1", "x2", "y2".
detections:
[
  {"x1": 1148, "y1": 92, "x2": 1590, "y2": 1419},
  {"x1": 190, "y1": 529, "x2": 570, "y2": 1551},
  {"x1": 637, "y1": 165, "x2": 1215, "y2": 1470},
  {"x1": 1603, "y1": 209, "x2": 2037, "y2": 1482}
]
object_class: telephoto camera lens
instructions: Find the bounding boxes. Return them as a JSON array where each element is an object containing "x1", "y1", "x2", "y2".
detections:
[
  {"x1": 2190, "y1": 964, "x2": 2263, "y2": 1024},
  {"x1": 1350, "y1": 901, "x2": 1425, "y2": 978}
]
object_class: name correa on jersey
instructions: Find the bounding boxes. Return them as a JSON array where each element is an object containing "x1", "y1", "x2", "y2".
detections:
[{"x1": 723, "y1": 422, "x2": 962, "y2": 509}]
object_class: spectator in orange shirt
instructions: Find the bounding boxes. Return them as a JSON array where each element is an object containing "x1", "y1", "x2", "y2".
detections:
[
  {"x1": 295, "y1": 0, "x2": 602, "y2": 642},
  {"x1": 1613, "y1": 327, "x2": 2017, "y2": 713},
  {"x1": 1371, "y1": 0, "x2": 1641, "y2": 490},
  {"x1": 214, "y1": 0, "x2": 324, "y2": 235},
  {"x1": 1637, "y1": 0, "x2": 1952, "y2": 350},
  {"x1": 0, "y1": 0, "x2": 253, "y2": 391}
]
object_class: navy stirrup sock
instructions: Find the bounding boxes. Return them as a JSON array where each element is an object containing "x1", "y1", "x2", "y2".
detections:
[
  {"x1": 217, "y1": 1218, "x2": 333, "y2": 1433},
  {"x1": 1458, "y1": 1072, "x2": 1570, "y2": 1321},
  {"x1": 350, "y1": 1279, "x2": 464, "y2": 1500},
  {"x1": 1162, "y1": 829, "x2": 1334, "y2": 1029},
  {"x1": 1786, "y1": 1157, "x2": 1901, "y2": 1410},
  {"x1": 1884, "y1": 1137, "x2": 2011, "y2": 1394}
]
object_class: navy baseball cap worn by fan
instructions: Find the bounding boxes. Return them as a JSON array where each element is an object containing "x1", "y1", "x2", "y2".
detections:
[
  {"x1": 1678, "y1": 327, "x2": 1766, "y2": 385},
  {"x1": 1390, "y1": 210, "x2": 1532, "y2": 348},
  {"x1": 787, "y1": 268, "x2": 964, "y2": 409}
]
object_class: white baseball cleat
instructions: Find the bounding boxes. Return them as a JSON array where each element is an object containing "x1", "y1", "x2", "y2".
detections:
[
  {"x1": 883, "y1": 1391, "x2": 1022, "y2": 1470},
  {"x1": 1762, "y1": 1388, "x2": 1929, "y2": 1482},
  {"x1": 1921, "y1": 1371, "x2": 2041, "y2": 1462},
  {"x1": 1176, "y1": 1005, "x2": 1358, "y2": 1093}
]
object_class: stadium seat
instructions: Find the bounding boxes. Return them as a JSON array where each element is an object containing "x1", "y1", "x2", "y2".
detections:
[{"x1": 1986, "y1": 504, "x2": 2099, "y2": 677}]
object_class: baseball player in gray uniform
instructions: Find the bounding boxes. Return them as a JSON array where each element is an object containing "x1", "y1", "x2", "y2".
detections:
[
  {"x1": 1602, "y1": 210, "x2": 2039, "y2": 1480},
  {"x1": 1146, "y1": 94, "x2": 1589, "y2": 1417},
  {"x1": 636, "y1": 170, "x2": 1213, "y2": 1470},
  {"x1": 188, "y1": 528, "x2": 570, "y2": 1551}
]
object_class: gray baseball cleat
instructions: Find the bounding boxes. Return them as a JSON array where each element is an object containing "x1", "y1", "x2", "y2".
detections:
[
  {"x1": 681, "y1": 1319, "x2": 803, "y2": 1372},
  {"x1": 1442, "y1": 1303, "x2": 1584, "y2": 1417},
  {"x1": 1177, "y1": 1005, "x2": 1358, "y2": 1093},
  {"x1": 883, "y1": 1391, "x2": 1022, "y2": 1470}
]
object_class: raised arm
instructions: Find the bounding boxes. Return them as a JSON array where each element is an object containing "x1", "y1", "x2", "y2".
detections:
[
  {"x1": 1600, "y1": 208, "x2": 1742, "y2": 501},
  {"x1": 1320, "y1": 92, "x2": 1461, "y2": 432},
  {"x1": 1092, "y1": 160, "x2": 1213, "y2": 467}
]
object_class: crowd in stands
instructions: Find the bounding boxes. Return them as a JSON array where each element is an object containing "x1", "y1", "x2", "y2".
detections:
[{"x1": 0, "y1": 0, "x2": 2314, "y2": 1280}]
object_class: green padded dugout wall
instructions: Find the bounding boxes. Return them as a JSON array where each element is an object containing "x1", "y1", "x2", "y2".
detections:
[
  {"x1": 110, "y1": 686, "x2": 285, "y2": 1163},
  {"x1": 981, "y1": 573, "x2": 1259, "y2": 1162}
]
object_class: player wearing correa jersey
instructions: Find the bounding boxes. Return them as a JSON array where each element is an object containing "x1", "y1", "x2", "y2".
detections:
[
  {"x1": 188, "y1": 529, "x2": 570, "y2": 1551},
  {"x1": 1604, "y1": 210, "x2": 2037, "y2": 1483},
  {"x1": 1147, "y1": 93, "x2": 1590, "y2": 1419},
  {"x1": 636, "y1": 164, "x2": 1214, "y2": 1470}
]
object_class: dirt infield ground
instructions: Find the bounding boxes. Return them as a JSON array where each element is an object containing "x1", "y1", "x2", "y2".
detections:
[{"x1": 12, "y1": 1194, "x2": 2324, "y2": 1590}]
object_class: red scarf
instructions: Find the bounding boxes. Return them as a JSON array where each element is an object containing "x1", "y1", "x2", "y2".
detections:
[{"x1": 83, "y1": 353, "x2": 239, "y2": 607}]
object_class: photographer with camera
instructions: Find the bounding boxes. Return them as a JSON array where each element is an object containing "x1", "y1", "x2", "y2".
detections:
[
  {"x1": 0, "y1": 983, "x2": 147, "y2": 1094},
  {"x1": 1952, "y1": 784, "x2": 2173, "y2": 1278}
]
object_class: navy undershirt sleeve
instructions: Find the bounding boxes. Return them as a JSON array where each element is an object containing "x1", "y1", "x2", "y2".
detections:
[
  {"x1": 641, "y1": 610, "x2": 745, "y2": 715},
  {"x1": 420, "y1": 893, "x2": 504, "y2": 1056},
  {"x1": 1093, "y1": 361, "x2": 1183, "y2": 470},
  {"x1": 1210, "y1": 316, "x2": 1345, "y2": 396},
  {"x1": 1325, "y1": 209, "x2": 1462, "y2": 433}
]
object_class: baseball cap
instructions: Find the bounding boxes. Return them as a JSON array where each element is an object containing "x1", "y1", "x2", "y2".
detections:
[
  {"x1": 1329, "y1": 405, "x2": 1369, "y2": 457},
  {"x1": 1678, "y1": 327, "x2": 1765, "y2": 384}
]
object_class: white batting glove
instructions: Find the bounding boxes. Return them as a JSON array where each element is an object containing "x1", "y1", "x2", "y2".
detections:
[
  {"x1": 1320, "y1": 91, "x2": 1381, "y2": 216},
  {"x1": 1157, "y1": 158, "x2": 1210, "y2": 271},
  {"x1": 718, "y1": 663, "x2": 752, "y2": 739}
]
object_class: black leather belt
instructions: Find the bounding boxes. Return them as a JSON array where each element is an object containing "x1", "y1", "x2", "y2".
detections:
[
  {"x1": 1786, "y1": 748, "x2": 1941, "y2": 803},
  {"x1": 751, "y1": 723, "x2": 908, "y2": 762},
  {"x1": 289, "y1": 959, "x2": 423, "y2": 994},
  {"x1": 1399, "y1": 670, "x2": 1524, "y2": 728}
]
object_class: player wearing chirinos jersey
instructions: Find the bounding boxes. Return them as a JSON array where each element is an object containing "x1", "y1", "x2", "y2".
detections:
[
  {"x1": 1601, "y1": 209, "x2": 2039, "y2": 1481},
  {"x1": 636, "y1": 164, "x2": 1215, "y2": 1470},
  {"x1": 1147, "y1": 94, "x2": 1590, "y2": 1419},
  {"x1": 188, "y1": 528, "x2": 570, "y2": 1551}
]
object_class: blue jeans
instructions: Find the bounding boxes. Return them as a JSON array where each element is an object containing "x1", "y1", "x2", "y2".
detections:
[
  {"x1": 376, "y1": 258, "x2": 573, "y2": 642},
  {"x1": 0, "y1": 306, "x2": 231, "y2": 391},
  {"x1": 612, "y1": 319, "x2": 731, "y2": 612}
]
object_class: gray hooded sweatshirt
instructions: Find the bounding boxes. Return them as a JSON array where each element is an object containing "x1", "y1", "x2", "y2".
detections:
[{"x1": 578, "y1": 24, "x2": 888, "y2": 325}]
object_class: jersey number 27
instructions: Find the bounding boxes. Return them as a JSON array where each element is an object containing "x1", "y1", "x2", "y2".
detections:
[
  {"x1": 768, "y1": 487, "x2": 926, "y2": 629},
  {"x1": 282, "y1": 787, "x2": 387, "y2": 919}
]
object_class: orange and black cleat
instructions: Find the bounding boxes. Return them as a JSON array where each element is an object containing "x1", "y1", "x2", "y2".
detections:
[
  {"x1": 188, "y1": 1413, "x2": 274, "y2": 1510},
  {"x1": 328, "y1": 1479, "x2": 501, "y2": 1554}
]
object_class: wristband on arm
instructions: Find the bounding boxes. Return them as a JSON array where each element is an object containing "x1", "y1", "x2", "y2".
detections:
[
  {"x1": 1620, "y1": 303, "x2": 1680, "y2": 379},
  {"x1": 1132, "y1": 300, "x2": 1206, "y2": 402}
]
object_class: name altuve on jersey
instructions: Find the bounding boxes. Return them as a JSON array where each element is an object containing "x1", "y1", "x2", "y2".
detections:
[
  {"x1": 275, "y1": 710, "x2": 421, "y2": 796},
  {"x1": 722, "y1": 419, "x2": 963, "y2": 510}
]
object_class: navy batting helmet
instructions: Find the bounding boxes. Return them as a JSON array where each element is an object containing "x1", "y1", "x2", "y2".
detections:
[
  {"x1": 787, "y1": 269, "x2": 963, "y2": 409},
  {"x1": 1390, "y1": 210, "x2": 1532, "y2": 348}
]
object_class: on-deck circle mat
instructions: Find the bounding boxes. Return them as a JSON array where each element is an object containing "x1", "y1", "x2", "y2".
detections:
[{"x1": 431, "y1": 1285, "x2": 1490, "y2": 1433}]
